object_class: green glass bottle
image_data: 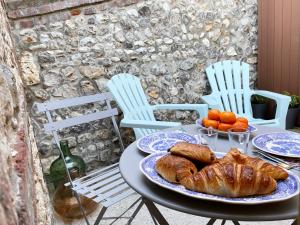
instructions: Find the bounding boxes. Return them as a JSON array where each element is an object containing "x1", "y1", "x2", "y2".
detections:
[
  {"x1": 50, "y1": 140, "x2": 86, "y2": 188},
  {"x1": 50, "y1": 140, "x2": 97, "y2": 219}
]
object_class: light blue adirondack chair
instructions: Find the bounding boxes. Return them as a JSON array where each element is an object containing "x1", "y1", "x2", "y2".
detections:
[
  {"x1": 201, "y1": 60, "x2": 291, "y2": 129},
  {"x1": 107, "y1": 73, "x2": 208, "y2": 139}
]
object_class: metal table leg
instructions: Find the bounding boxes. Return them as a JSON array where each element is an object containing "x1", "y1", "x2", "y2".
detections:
[
  {"x1": 206, "y1": 219, "x2": 240, "y2": 225},
  {"x1": 142, "y1": 198, "x2": 169, "y2": 225},
  {"x1": 150, "y1": 214, "x2": 159, "y2": 225},
  {"x1": 291, "y1": 219, "x2": 298, "y2": 225},
  {"x1": 206, "y1": 218, "x2": 217, "y2": 225},
  {"x1": 221, "y1": 219, "x2": 226, "y2": 225}
]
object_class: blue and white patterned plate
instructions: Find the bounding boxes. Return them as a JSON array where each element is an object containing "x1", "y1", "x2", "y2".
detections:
[
  {"x1": 140, "y1": 152, "x2": 300, "y2": 205},
  {"x1": 252, "y1": 132, "x2": 300, "y2": 158},
  {"x1": 195, "y1": 119, "x2": 257, "y2": 136},
  {"x1": 137, "y1": 131, "x2": 198, "y2": 154}
]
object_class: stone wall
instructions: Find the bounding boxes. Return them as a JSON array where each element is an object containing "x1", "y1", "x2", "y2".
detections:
[
  {"x1": 0, "y1": 0, "x2": 52, "y2": 224},
  {"x1": 7, "y1": 0, "x2": 258, "y2": 172}
]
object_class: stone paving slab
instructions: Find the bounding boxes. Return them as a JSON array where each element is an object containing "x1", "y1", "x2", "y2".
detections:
[{"x1": 54, "y1": 194, "x2": 294, "y2": 225}]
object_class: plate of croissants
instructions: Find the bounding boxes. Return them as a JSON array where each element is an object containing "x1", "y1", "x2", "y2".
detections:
[{"x1": 140, "y1": 142, "x2": 299, "y2": 204}]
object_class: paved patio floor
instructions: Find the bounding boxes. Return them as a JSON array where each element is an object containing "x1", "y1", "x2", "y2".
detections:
[{"x1": 54, "y1": 193, "x2": 294, "y2": 225}]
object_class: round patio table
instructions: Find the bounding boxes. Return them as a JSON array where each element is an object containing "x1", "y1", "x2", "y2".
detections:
[{"x1": 119, "y1": 125, "x2": 299, "y2": 224}]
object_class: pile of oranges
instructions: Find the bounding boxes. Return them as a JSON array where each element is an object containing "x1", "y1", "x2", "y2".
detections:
[{"x1": 202, "y1": 109, "x2": 248, "y2": 131}]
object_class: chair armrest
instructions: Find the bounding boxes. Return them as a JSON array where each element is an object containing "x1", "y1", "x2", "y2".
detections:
[
  {"x1": 120, "y1": 119, "x2": 181, "y2": 129},
  {"x1": 201, "y1": 94, "x2": 221, "y2": 109},
  {"x1": 252, "y1": 90, "x2": 291, "y2": 101},
  {"x1": 252, "y1": 90, "x2": 291, "y2": 129},
  {"x1": 151, "y1": 104, "x2": 208, "y2": 117}
]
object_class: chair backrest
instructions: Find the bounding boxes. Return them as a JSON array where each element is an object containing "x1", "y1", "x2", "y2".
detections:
[
  {"x1": 36, "y1": 92, "x2": 124, "y2": 187},
  {"x1": 205, "y1": 60, "x2": 252, "y2": 115},
  {"x1": 107, "y1": 73, "x2": 157, "y2": 138}
]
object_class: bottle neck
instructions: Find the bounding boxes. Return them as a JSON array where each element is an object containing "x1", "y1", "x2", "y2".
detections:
[{"x1": 60, "y1": 141, "x2": 71, "y2": 157}]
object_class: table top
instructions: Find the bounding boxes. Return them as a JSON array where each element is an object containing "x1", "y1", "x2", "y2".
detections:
[{"x1": 119, "y1": 125, "x2": 299, "y2": 221}]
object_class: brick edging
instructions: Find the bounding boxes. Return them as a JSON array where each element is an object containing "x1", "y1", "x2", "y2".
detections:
[{"x1": 8, "y1": 0, "x2": 114, "y2": 19}]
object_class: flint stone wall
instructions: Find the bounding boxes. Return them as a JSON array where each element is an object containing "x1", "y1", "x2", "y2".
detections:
[
  {"x1": 0, "y1": 0, "x2": 52, "y2": 224},
  {"x1": 7, "y1": 0, "x2": 258, "y2": 172}
]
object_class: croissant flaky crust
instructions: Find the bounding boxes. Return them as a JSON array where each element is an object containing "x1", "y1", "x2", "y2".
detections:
[
  {"x1": 170, "y1": 142, "x2": 216, "y2": 164},
  {"x1": 219, "y1": 148, "x2": 288, "y2": 180},
  {"x1": 155, "y1": 154, "x2": 197, "y2": 183},
  {"x1": 180, "y1": 162, "x2": 277, "y2": 197}
]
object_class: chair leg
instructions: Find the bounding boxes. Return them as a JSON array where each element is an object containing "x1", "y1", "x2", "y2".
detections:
[
  {"x1": 94, "y1": 206, "x2": 107, "y2": 225},
  {"x1": 127, "y1": 200, "x2": 144, "y2": 224},
  {"x1": 206, "y1": 218, "x2": 217, "y2": 225},
  {"x1": 142, "y1": 198, "x2": 169, "y2": 225},
  {"x1": 73, "y1": 191, "x2": 91, "y2": 225},
  {"x1": 232, "y1": 221, "x2": 241, "y2": 225},
  {"x1": 106, "y1": 197, "x2": 142, "y2": 225}
]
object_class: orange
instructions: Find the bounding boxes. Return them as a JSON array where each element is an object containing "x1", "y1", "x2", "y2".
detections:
[
  {"x1": 232, "y1": 121, "x2": 248, "y2": 130},
  {"x1": 220, "y1": 112, "x2": 236, "y2": 124},
  {"x1": 236, "y1": 117, "x2": 249, "y2": 125},
  {"x1": 208, "y1": 109, "x2": 221, "y2": 121},
  {"x1": 202, "y1": 117, "x2": 209, "y2": 126},
  {"x1": 203, "y1": 119, "x2": 219, "y2": 129},
  {"x1": 218, "y1": 123, "x2": 233, "y2": 132}
]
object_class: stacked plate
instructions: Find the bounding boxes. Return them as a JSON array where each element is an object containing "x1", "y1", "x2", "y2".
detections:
[
  {"x1": 252, "y1": 132, "x2": 300, "y2": 158},
  {"x1": 137, "y1": 131, "x2": 198, "y2": 154}
]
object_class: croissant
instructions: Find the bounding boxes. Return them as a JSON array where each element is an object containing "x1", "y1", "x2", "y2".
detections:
[
  {"x1": 155, "y1": 154, "x2": 197, "y2": 183},
  {"x1": 180, "y1": 162, "x2": 277, "y2": 197},
  {"x1": 219, "y1": 148, "x2": 288, "y2": 180},
  {"x1": 170, "y1": 142, "x2": 216, "y2": 164}
]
